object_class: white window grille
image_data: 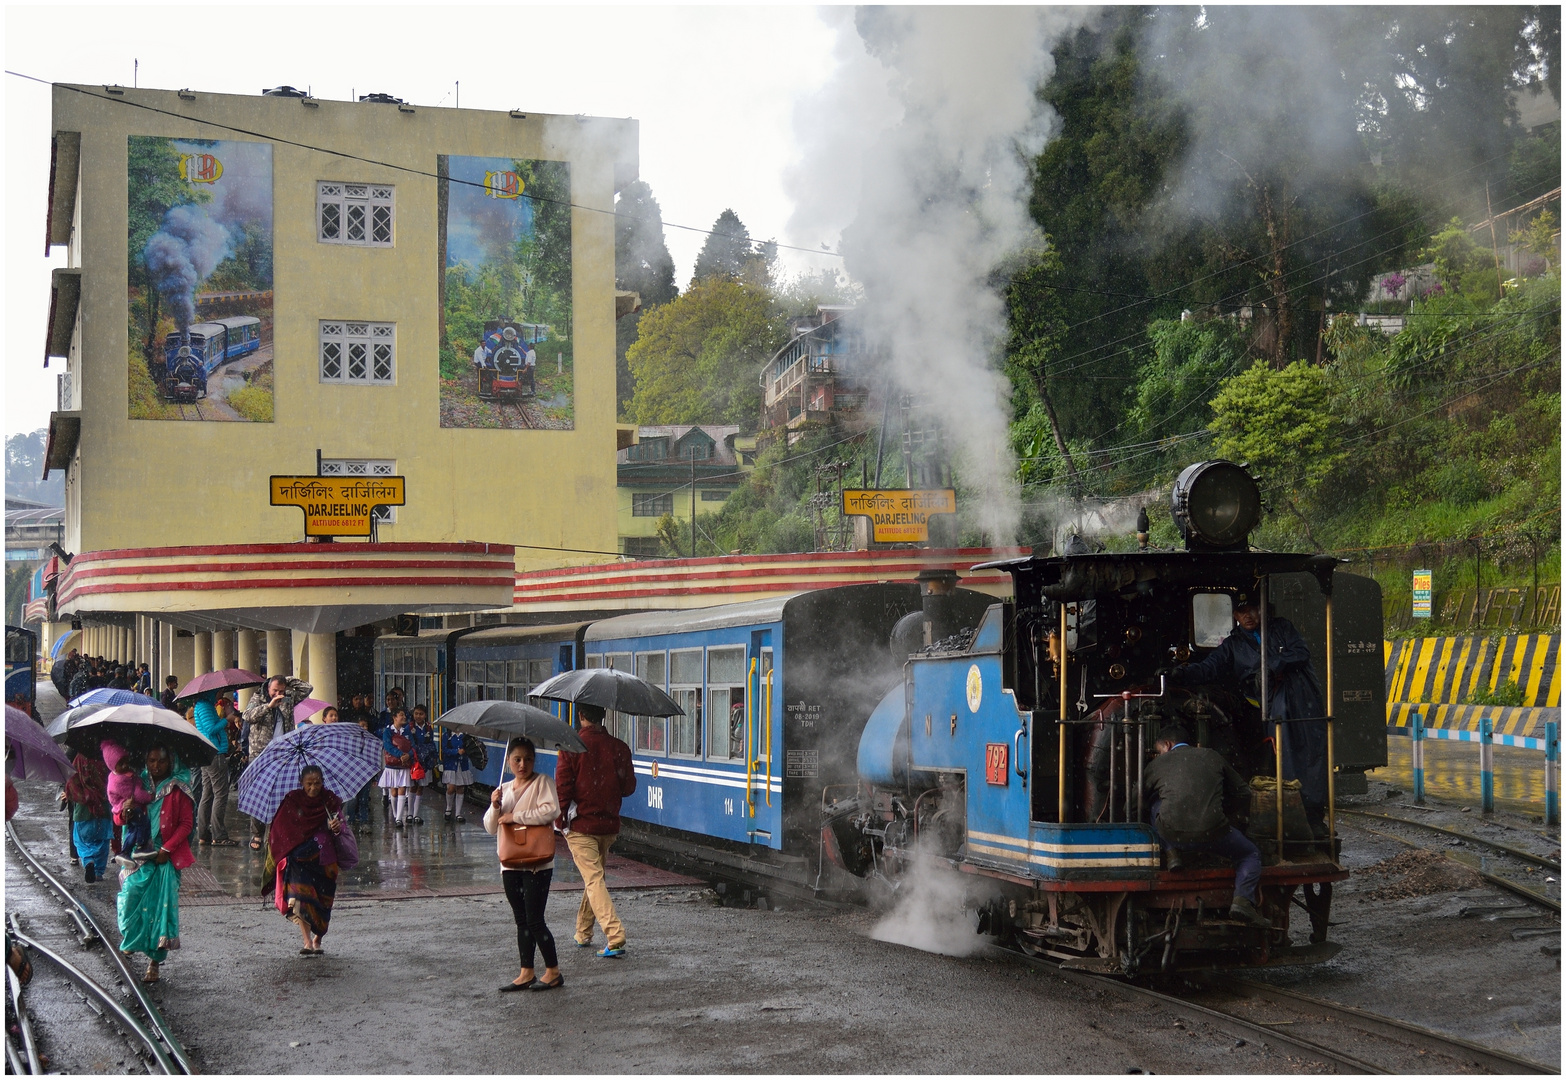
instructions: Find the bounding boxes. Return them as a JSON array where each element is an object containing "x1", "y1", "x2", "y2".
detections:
[
  {"x1": 320, "y1": 321, "x2": 395, "y2": 385},
  {"x1": 319, "y1": 457, "x2": 398, "y2": 523},
  {"x1": 318, "y1": 182, "x2": 394, "y2": 246}
]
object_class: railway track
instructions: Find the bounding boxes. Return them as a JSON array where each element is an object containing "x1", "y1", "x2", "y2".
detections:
[
  {"x1": 502, "y1": 399, "x2": 535, "y2": 428},
  {"x1": 4, "y1": 823, "x2": 192, "y2": 1074},
  {"x1": 1341, "y1": 809, "x2": 1562, "y2": 912},
  {"x1": 994, "y1": 944, "x2": 1554, "y2": 1074},
  {"x1": 173, "y1": 400, "x2": 205, "y2": 421}
]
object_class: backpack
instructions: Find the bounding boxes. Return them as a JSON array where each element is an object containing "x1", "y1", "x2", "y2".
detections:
[{"x1": 462, "y1": 735, "x2": 489, "y2": 771}]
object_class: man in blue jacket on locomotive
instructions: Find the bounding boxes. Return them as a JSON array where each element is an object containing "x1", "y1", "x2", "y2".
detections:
[{"x1": 1169, "y1": 597, "x2": 1328, "y2": 839}]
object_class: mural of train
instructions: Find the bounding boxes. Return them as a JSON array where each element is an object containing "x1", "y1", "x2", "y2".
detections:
[
  {"x1": 474, "y1": 320, "x2": 546, "y2": 400},
  {"x1": 161, "y1": 316, "x2": 262, "y2": 401},
  {"x1": 378, "y1": 461, "x2": 1387, "y2": 971}
]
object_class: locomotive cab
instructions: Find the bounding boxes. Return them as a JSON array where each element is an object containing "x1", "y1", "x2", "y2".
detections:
[{"x1": 838, "y1": 462, "x2": 1387, "y2": 974}]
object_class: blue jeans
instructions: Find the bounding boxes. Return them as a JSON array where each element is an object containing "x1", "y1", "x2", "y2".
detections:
[{"x1": 1152, "y1": 801, "x2": 1261, "y2": 903}]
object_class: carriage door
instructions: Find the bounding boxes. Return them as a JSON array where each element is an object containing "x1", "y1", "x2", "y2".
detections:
[{"x1": 745, "y1": 631, "x2": 775, "y2": 833}]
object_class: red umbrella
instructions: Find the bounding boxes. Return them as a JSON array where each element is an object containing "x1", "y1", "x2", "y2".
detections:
[{"x1": 175, "y1": 668, "x2": 266, "y2": 703}]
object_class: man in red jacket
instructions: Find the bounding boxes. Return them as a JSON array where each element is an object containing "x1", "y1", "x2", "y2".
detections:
[{"x1": 554, "y1": 704, "x2": 636, "y2": 956}]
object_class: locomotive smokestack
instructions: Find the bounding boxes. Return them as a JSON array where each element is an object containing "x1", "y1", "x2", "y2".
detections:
[{"x1": 918, "y1": 568, "x2": 960, "y2": 646}]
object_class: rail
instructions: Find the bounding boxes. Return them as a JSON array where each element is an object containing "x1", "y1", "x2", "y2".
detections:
[{"x1": 5, "y1": 823, "x2": 192, "y2": 1073}]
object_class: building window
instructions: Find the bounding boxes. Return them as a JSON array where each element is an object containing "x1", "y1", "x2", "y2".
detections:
[
  {"x1": 623, "y1": 537, "x2": 662, "y2": 558},
  {"x1": 318, "y1": 182, "x2": 394, "y2": 246},
  {"x1": 700, "y1": 490, "x2": 728, "y2": 502},
  {"x1": 320, "y1": 321, "x2": 395, "y2": 385},
  {"x1": 319, "y1": 457, "x2": 397, "y2": 523},
  {"x1": 627, "y1": 438, "x2": 668, "y2": 462},
  {"x1": 632, "y1": 493, "x2": 673, "y2": 517}
]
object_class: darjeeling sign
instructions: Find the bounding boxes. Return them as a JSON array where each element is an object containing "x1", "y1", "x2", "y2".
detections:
[
  {"x1": 270, "y1": 476, "x2": 406, "y2": 537},
  {"x1": 841, "y1": 488, "x2": 957, "y2": 544}
]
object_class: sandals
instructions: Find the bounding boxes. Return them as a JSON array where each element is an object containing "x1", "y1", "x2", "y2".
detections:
[
  {"x1": 140, "y1": 968, "x2": 160, "y2": 984},
  {"x1": 532, "y1": 974, "x2": 564, "y2": 992},
  {"x1": 249, "y1": 838, "x2": 263, "y2": 851},
  {"x1": 211, "y1": 839, "x2": 239, "y2": 847}
]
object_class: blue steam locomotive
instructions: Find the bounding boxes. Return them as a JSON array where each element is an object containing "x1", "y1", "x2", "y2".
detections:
[
  {"x1": 382, "y1": 461, "x2": 1385, "y2": 971},
  {"x1": 162, "y1": 316, "x2": 261, "y2": 402}
]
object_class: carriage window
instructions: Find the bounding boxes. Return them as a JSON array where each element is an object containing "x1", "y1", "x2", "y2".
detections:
[
  {"x1": 319, "y1": 457, "x2": 397, "y2": 523},
  {"x1": 320, "y1": 321, "x2": 395, "y2": 386},
  {"x1": 705, "y1": 646, "x2": 746, "y2": 762},
  {"x1": 1192, "y1": 593, "x2": 1235, "y2": 648},
  {"x1": 318, "y1": 182, "x2": 394, "y2": 247},
  {"x1": 604, "y1": 652, "x2": 635, "y2": 745},
  {"x1": 663, "y1": 649, "x2": 702, "y2": 758}
]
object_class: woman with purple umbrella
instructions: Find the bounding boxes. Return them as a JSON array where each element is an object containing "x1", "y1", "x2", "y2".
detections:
[{"x1": 268, "y1": 764, "x2": 352, "y2": 955}]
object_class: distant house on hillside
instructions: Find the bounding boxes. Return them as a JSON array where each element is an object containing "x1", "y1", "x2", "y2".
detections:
[
  {"x1": 759, "y1": 306, "x2": 879, "y2": 433},
  {"x1": 617, "y1": 425, "x2": 756, "y2": 558}
]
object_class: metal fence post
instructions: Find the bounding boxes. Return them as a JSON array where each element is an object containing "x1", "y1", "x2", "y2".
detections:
[
  {"x1": 1479, "y1": 715, "x2": 1494, "y2": 814},
  {"x1": 1546, "y1": 721, "x2": 1559, "y2": 828},
  {"x1": 1411, "y1": 712, "x2": 1425, "y2": 805}
]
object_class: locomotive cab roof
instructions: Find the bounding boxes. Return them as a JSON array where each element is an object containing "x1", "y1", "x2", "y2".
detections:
[{"x1": 972, "y1": 550, "x2": 1343, "y2": 603}]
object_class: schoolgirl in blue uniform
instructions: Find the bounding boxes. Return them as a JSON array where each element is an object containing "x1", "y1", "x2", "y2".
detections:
[
  {"x1": 378, "y1": 709, "x2": 414, "y2": 828},
  {"x1": 439, "y1": 727, "x2": 473, "y2": 823},
  {"x1": 405, "y1": 706, "x2": 437, "y2": 826}
]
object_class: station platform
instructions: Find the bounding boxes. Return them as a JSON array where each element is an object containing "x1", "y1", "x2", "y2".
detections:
[
  {"x1": 1371, "y1": 739, "x2": 1550, "y2": 817},
  {"x1": 25, "y1": 684, "x2": 701, "y2": 908}
]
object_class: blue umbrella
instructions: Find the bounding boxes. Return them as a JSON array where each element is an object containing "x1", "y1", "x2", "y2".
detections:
[
  {"x1": 67, "y1": 688, "x2": 159, "y2": 709},
  {"x1": 237, "y1": 722, "x2": 383, "y2": 824}
]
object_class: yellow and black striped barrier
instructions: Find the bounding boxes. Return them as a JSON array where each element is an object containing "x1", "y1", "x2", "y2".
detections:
[{"x1": 1383, "y1": 634, "x2": 1559, "y2": 708}]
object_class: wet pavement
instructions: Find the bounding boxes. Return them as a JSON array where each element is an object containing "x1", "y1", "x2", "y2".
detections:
[{"x1": 1374, "y1": 737, "x2": 1550, "y2": 816}]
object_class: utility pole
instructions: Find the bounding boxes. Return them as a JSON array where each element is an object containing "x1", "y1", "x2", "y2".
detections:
[
  {"x1": 1485, "y1": 183, "x2": 1505, "y2": 300},
  {"x1": 690, "y1": 453, "x2": 697, "y2": 559}
]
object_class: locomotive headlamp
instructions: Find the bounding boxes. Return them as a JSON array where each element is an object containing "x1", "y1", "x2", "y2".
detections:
[{"x1": 1170, "y1": 460, "x2": 1261, "y2": 550}]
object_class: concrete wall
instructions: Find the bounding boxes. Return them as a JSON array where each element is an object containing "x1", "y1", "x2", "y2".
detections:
[{"x1": 53, "y1": 85, "x2": 635, "y2": 572}]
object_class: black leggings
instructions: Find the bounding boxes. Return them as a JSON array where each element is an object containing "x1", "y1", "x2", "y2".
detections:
[{"x1": 502, "y1": 868, "x2": 557, "y2": 970}]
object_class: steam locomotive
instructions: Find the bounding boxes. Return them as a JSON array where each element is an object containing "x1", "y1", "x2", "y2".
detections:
[
  {"x1": 475, "y1": 320, "x2": 545, "y2": 401},
  {"x1": 161, "y1": 316, "x2": 261, "y2": 402},
  {"x1": 379, "y1": 460, "x2": 1384, "y2": 972}
]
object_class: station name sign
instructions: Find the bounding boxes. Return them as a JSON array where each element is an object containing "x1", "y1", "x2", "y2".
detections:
[
  {"x1": 840, "y1": 488, "x2": 957, "y2": 544},
  {"x1": 270, "y1": 475, "x2": 406, "y2": 538}
]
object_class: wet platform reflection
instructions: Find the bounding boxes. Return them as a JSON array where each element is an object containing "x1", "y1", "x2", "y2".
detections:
[
  {"x1": 185, "y1": 805, "x2": 700, "y2": 907},
  {"x1": 1372, "y1": 739, "x2": 1549, "y2": 815}
]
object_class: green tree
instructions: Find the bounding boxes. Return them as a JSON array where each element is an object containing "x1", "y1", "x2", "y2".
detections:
[
  {"x1": 625, "y1": 279, "x2": 788, "y2": 425},
  {"x1": 1001, "y1": 245, "x2": 1081, "y2": 492},
  {"x1": 692, "y1": 210, "x2": 775, "y2": 287},
  {"x1": 126, "y1": 137, "x2": 208, "y2": 368},
  {"x1": 1124, "y1": 317, "x2": 1247, "y2": 465},
  {"x1": 615, "y1": 181, "x2": 678, "y2": 416},
  {"x1": 1510, "y1": 208, "x2": 1559, "y2": 274},
  {"x1": 1209, "y1": 360, "x2": 1344, "y2": 543}
]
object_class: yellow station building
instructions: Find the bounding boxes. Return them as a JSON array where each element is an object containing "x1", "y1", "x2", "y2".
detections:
[{"x1": 38, "y1": 82, "x2": 637, "y2": 703}]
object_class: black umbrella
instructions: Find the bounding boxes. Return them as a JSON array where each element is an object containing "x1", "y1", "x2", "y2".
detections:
[
  {"x1": 61, "y1": 704, "x2": 219, "y2": 768},
  {"x1": 529, "y1": 668, "x2": 684, "y2": 717},
  {"x1": 436, "y1": 700, "x2": 586, "y2": 754}
]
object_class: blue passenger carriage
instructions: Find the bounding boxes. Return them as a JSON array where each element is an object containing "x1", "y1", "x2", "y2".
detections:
[{"x1": 161, "y1": 316, "x2": 262, "y2": 401}]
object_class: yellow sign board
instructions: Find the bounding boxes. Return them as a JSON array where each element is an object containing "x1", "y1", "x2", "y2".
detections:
[
  {"x1": 840, "y1": 488, "x2": 957, "y2": 544},
  {"x1": 270, "y1": 475, "x2": 406, "y2": 538}
]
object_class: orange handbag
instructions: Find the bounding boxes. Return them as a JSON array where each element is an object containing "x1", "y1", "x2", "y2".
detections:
[{"x1": 497, "y1": 778, "x2": 555, "y2": 869}]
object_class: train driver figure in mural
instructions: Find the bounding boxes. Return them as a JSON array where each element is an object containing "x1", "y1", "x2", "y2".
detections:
[
  {"x1": 472, "y1": 323, "x2": 536, "y2": 400},
  {"x1": 1170, "y1": 597, "x2": 1329, "y2": 839}
]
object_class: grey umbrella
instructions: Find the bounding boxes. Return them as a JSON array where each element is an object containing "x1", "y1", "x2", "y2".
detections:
[
  {"x1": 436, "y1": 700, "x2": 586, "y2": 753},
  {"x1": 529, "y1": 668, "x2": 684, "y2": 717},
  {"x1": 46, "y1": 702, "x2": 114, "y2": 740}
]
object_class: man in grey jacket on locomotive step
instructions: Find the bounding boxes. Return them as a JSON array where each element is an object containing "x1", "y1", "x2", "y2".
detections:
[
  {"x1": 240, "y1": 674, "x2": 312, "y2": 847},
  {"x1": 1142, "y1": 725, "x2": 1271, "y2": 928}
]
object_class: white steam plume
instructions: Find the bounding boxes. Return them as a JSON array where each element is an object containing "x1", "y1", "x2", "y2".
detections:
[
  {"x1": 786, "y1": 7, "x2": 1093, "y2": 543},
  {"x1": 869, "y1": 842, "x2": 984, "y2": 958}
]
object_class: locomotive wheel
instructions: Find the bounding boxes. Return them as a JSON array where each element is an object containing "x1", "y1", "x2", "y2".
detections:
[{"x1": 1302, "y1": 881, "x2": 1332, "y2": 944}]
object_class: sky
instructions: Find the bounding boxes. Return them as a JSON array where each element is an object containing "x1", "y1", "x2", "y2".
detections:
[{"x1": 3, "y1": 4, "x2": 846, "y2": 441}]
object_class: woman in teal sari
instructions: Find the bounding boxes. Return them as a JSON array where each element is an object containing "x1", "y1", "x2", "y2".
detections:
[{"x1": 115, "y1": 744, "x2": 196, "y2": 984}]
